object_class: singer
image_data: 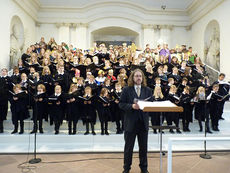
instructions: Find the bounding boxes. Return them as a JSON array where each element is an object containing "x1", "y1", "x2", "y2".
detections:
[{"x1": 119, "y1": 69, "x2": 153, "y2": 173}]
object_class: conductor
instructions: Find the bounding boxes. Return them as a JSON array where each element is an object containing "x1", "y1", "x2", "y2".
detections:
[{"x1": 119, "y1": 69, "x2": 152, "y2": 173}]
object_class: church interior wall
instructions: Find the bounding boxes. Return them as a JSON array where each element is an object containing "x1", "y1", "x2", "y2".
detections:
[
  {"x1": 1, "y1": 0, "x2": 230, "y2": 79},
  {"x1": 36, "y1": 24, "x2": 59, "y2": 45},
  {"x1": 191, "y1": 0, "x2": 230, "y2": 78},
  {"x1": 171, "y1": 26, "x2": 191, "y2": 48},
  {"x1": 0, "y1": 0, "x2": 36, "y2": 69}
]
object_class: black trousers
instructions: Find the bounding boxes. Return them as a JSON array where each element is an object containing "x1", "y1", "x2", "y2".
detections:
[
  {"x1": 0, "y1": 102, "x2": 8, "y2": 120},
  {"x1": 123, "y1": 120, "x2": 148, "y2": 171},
  {"x1": 166, "y1": 112, "x2": 179, "y2": 127}
]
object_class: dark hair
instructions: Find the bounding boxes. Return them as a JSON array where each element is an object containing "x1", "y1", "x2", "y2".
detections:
[
  {"x1": 219, "y1": 73, "x2": 225, "y2": 77},
  {"x1": 127, "y1": 69, "x2": 147, "y2": 87}
]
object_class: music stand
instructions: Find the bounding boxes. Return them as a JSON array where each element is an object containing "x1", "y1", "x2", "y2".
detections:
[
  {"x1": 140, "y1": 101, "x2": 183, "y2": 173},
  {"x1": 29, "y1": 96, "x2": 42, "y2": 164},
  {"x1": 199, "y1": 99, "x2": 212, "y2": 159}
]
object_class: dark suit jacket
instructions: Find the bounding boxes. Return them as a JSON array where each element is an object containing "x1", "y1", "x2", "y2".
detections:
[{"x1": 119, "y1": 86, "x2": 153, "y2": 132}]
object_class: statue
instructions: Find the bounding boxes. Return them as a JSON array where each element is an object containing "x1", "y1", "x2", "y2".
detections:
[
  {"x1": 10, "y1": 24, "x2": 24, "y2": 69},
  {"x1": 204, "y1": 27, "x2": 220, "y2": 70}
]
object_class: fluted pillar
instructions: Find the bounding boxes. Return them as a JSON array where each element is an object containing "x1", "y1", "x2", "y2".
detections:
[
  {"x1": 56, "y1": 23, "x2": 71, "y2": 44},
  {"x1": 142, "y1": 24, "x2": 155, "y2": 48},
  {"x1": 76, "y1": 23, "x2": 88, "y2": 50},
  {"x1": 70, "y1": 23, "x2": 77, "y2": 47},
  {"x1": 159, "y1": 25, "x2": 173, "y2": 47}
]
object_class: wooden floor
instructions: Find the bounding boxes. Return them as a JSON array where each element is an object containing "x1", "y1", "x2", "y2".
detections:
[{"x1": 0, "y1": 152, "x2": 230, "y2": 173}]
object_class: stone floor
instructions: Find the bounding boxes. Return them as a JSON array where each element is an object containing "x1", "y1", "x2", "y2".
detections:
[
  {"x1": 1, "y1": 102, "x2": 230, "y2": 153},
  {"x1": 0, "y1": 152, "x2": 230, "y2": 173}
]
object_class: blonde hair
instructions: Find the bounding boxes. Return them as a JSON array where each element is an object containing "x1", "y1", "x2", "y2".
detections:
[
  {"x1": 42, "y1": 66, "x2": 51, "y2": 75},
  {"x1": 42, "y1": 57, "x2": 51, "y2": 66},
  {"x1": 29, "y1": 53, "x2": 38, "y2": 64},
  {"x1": 84, "y1": 86, "x2": 92, "y2": 97},
  {"x1": 153, "y1": 86, "x2": 164, "y2": 99},
  {"x1": 169, "y1": 85, "x2": 177, "y2": 93},
  {"x1": 55, "y1": 85, "x2": 62, "y2": 91},
  {"x1": 68, "y1": 83, "x2": 78, "y2": 94},
  {"x1": 100, "y1": 87, "x2": 109, "y2": 97},
  {"x1": 13, "y1": 84, "x2": 22, "y2": 92},
  {"x1": 196, "y1": 86, "x2": 205, "y2": 95},
  {"x1": 37, "y1": 84, "x2": 46, "y2": 92}
]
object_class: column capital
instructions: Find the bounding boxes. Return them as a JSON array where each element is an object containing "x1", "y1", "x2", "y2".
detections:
[
  {"x1": 55, "y1": 23, "x2": 71, "y2": 28},
  {"x1": 76, "y1": 23, "x2": 89, "y2": 28},
  {"x1": 63, "y1": 23, "x2": 71, "y2": 27},
  {"x1": 153, "y1": 24, "x2": 159, "y2": 30},
  {"x1": 142, "y1": 24, "x2": 154, "y2": 29},
  {"x1": 159, "y1": 25, "x2": 174, "y2": 30},
  {"x1": 55, "y1": 23, "x2": 62, "y2": 28},
  {"x1": 185, "y1": 25, "x2": 192, "y2": 31},
  {"x1": 71, "y1": 23, "x2": 78, "y2": 28},
  {"x1": 35, "y1": 22, "x2": 41, "y2": 27}
]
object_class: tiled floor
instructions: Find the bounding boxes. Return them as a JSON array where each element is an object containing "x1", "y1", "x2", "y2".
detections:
[{"x1": 0, "y1": 152, "x2": 230, "y2": 173}]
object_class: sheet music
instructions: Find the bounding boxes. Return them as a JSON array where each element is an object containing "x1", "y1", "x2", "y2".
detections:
[{"x1": 138, "y1": 100, "x2": 177, "y2": 110}]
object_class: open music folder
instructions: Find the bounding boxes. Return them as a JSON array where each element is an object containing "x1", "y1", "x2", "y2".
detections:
[{"x1": 137, "y1": 100, "x2": 183, "y2": 112}]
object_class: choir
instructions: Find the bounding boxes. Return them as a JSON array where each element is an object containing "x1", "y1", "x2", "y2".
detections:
[{"x1": 0, "y1": 37, "x2": 229, "y2": 135}]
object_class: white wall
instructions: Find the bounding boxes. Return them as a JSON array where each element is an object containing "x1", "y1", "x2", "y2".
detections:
[
  {"x1": 191, "y1": 0, "x2": 230, "y2": 78},
  {"x1": 0, "y1": 0, "x2": 36, "y2": 69},
  {"x1": 36, "y1": 24, "x2": 58, "y2": 44},
  {"x1": 171, "y1": 27, "x2": 191, "y2": 48}
]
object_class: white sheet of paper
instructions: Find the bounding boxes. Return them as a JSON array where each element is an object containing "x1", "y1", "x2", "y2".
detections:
[{"x1": 137, "y1": 100, "x2": 177, "y2": 110}]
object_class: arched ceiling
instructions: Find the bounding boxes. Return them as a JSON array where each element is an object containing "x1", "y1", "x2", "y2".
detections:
[
  {"x1": 37, "y1": 0, "x2": 195, "y2": 11},
  {"x1": 92, "y1": 27, "x2": 139, "y2": 36},
  {"x1": 14, "y1": 0, "x2": 225, "y2": 26}
]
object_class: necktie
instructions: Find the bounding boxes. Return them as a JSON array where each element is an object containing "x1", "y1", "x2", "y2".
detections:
[{"x1": 136, "y1": 87, "x2": 140, "y2": 97}]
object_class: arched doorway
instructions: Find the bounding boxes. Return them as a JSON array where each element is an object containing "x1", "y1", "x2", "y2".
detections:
[
  {"x1": 10, "y1": 15, "x2": 24, "y2": 69},
  {"x1": 91, "y1": 26, "x2": 139, "y2": 47}
]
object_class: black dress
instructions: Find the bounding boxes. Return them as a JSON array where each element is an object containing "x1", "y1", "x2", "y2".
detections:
[
  {"x1": 48, "y1": 93, "x2": 65, "y2": 133},
  {"x1": 180, "y1": 93, "x2": 194, "y2": 131},
  {"x1": 65, "y1": 91, "x2": 81, "y2": 134},
  {"x1": 80, "y1": 95, "x2": 96, "y2": 125},
  {"x1": 9, "y1": 91, "x2": 28, "y2": 132}
]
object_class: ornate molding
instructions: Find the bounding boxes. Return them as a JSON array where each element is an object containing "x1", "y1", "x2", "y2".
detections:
[
  {"x1": 153, "y1": 24, "x2": 159, "y2": 30},
  {"x1": 142, "y1": 24, "x2": 154, "y2": 29},
  {"x1": 142, "y1": 24, "x2": 174, "y2": 30},
  {"x1": 71, "y1": 23, "x2": 78, "y2": 28},
  {"x1": 185, "y1": 25, "x2": 192, "y2": 31},
  {"x1": 35, "y1": 22, "x2": 41, "y2": 27},
  {"x1": 188, "y1": 0, "x2": 225, "y2": 25},
  {"x1": 160, "y1": 25, "x2": 174, "y2": 30},
  {"x1": 76, "y1": 23, "x2": 89, "y2": 28},
  {"x1": 13, "y1": 0, "x2": 38, "y2": 21},
  {"x1": 55, "y1": 23, "x2": 71, "y2": 28}
]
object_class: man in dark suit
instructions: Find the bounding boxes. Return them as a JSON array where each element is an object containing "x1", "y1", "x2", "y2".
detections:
[{"x1": 119, "y1": 69, "x2": 152, "y2": 173}]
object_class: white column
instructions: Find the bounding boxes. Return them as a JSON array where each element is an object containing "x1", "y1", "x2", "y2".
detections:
[
  {"x1": 159, "y1": 25, "x2": 173, "y2": 47},
  {"x1": 70, "y1": 23, "x2": 77, "y2": 47},
  {"x1": 142, "y1": 24, "x2": 155, "y2": 49},
  {"x1": 76, "y1": 23, "x2": 88, "y2": 50},
  {"x1": 153, "y1": 25, "x2": 160, "y2": 47},
  {"x1": 56, "y1": 23, "x2": 70, "y2": 44}
]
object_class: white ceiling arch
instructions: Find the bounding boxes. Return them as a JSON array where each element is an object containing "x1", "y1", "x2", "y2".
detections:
[
  {"x1": 14, "y1": 0, "x2": 226, "y2": 26},
  {"x1": 38, "y1": 0, "x2": 195, "y2": 11},
  {"x1": 92, "y1": 26, "x2": 139, "y2": 36},
  {"x1": 37, "y1": 1, "x2": 190, "y2": 26}
]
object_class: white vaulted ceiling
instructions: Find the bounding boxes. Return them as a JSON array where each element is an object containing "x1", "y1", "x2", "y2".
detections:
[
  {"x1": 38, "y1": 0, "x2": 195, "y2": 10},
  {"x1": 14, "y1": 0, "x2": 225, "y2": 26}
]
